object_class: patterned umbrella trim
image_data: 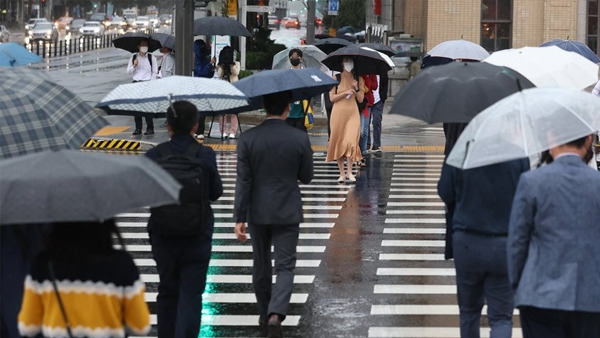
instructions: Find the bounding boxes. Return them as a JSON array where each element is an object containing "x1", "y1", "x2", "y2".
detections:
[{"x1": 97, "y1": 93, "x2": 248, "y2": 107}]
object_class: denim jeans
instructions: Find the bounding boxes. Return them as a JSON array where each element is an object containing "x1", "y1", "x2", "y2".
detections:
[
  {"x1": 453, "y1": 230, "x2": 514, "y2": 338},
  {"x1": 369, "y1": 100, "x2": 384, "y2": 149},
  {"x1": 359, "y1": 112, "x2": 370, "y2": 155}
]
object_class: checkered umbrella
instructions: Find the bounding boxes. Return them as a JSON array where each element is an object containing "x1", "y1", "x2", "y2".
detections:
[
  {"x1": 0, "y1": 68, "x2": 109, "y2": 159},
  {"x1": 97, "y1": 75, "x2": 250, "y2": 117}
]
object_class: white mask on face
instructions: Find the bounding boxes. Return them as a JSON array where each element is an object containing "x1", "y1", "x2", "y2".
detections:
[
  {"x1": 140, "y1": 46, "x2": 148, "y2": 53},
  {"x1": 343, "y1": 61, "x2": 354, "y2": 72}
]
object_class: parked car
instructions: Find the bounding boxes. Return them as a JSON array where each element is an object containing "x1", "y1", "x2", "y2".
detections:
[
  {"x1": 134, "y1": 16, "x2": 151, "y2": 33},
  {"x1": 30, "y1": 22, "x2": 58, "y2": 42},
  {"x1": 66, "y1": 18, "x2": 86, "y2": 33},
  {"x1": 0, "y1": 25, "x2": 10, "y2": 42},
  {"x1": 147, "y1": 14, "x2": 160, "y2": 28},
  {"x1": 55, "y1": 16, "x2": 73, "y2": 31},
  {"x1": 80, "y1": 21, "x2": 105, "y2": 37},
  {"x1": 268, "y1": 15, "x2": 280, "y2": 30},
  {"x1": 158, "y1": 14, "x2": 172, "y2": 26},
  {"x1": 284, "y1": 16, "x2": 300, "y2": 29},
  {"x1": 25, "y1": 18, "x2": 48, "y2": 36}
]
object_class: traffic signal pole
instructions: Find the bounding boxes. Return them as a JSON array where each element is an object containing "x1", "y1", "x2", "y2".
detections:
[
  {"x1": 175, "y1": 0, "x2": 194, "y2": 76},
  {"x1": 306, "y1": 0, "x2": 315, "y2": 45}
]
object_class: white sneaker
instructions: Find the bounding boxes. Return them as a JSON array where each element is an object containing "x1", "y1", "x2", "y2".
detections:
[
  {"x1": 228, "y1": 133, "x2": 236, "y2": 139},
  {"x1": 222, "y1": 133, "x2": 228, "y2": 139},
  {"x1": 196, "y1": 134, "x2": 204, "y2": 140}
]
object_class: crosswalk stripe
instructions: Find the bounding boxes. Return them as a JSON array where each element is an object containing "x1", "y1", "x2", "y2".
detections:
[
  {"x1": 117, "y1": 222, "x2": 336, "y2": 228},
  {"x1": 378, "y1": 254, "x2": 445, "y2": 261},
  {"x1": 145, "y1": 293, "x2": 309, "y2": 303},
  {"x1": 391, "y1": 177, "x2": 439, "y2": 181},
  {"x1": 368, "y1": 327, "x2": 523, "y2": 338},
  {"x1": 373, "y1": 285, "x2": 455, "y2": 294},
  {"x1": 385, "y1": 218, "x2": 445, "y2": 223},
  {"x1": 388, "y1": 194, "x2": 441, "y2": 199},
  {"x1": 390, "y1": 183, "x2": 437, "y2": 187},
  {"x1": 371, "y1": 305, "x2": 519, "y2": 316},
  {"x1": 382, "y1": 240, "x2": 445, "y2": 247},
  {"x1": 127, "y1": 245, "x2": 326, "y2": 253},
  {"x1": 386, "y1": 210, "x2": 445, "y2": 215},
  {"x1": 390, "y1": 172, "x2": 440, "y2": 176},
  {"x1": 387, "y1": 202, "x2": 444, "y2": 207},
  {"x1": 376, "y1": 268, "x2": 455, "y2": 276},
  {"x1": 389, "y1": 188, "x2": 438, "y2": 192},
  {"x1": 383, "y1": 228, "x2": 445, "y2": 234},
  {"x1": 147, "y1": 314, "x2": 301, "y2": 327}
]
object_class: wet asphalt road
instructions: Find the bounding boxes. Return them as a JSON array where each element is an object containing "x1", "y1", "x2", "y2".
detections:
[{"x1": 30, "y1": 47, "x2": 524, "y2": 337}]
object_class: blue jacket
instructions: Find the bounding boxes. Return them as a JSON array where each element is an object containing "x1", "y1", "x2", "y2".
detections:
[
  {"x1": 508, "y1": 155, "x2": 600, "y2": 312},
  {"x1": 193, "y1": 40, "x2": 215, "y2": 78},
  {"x1": 438, "y1": 158, "x2": 530, "y2": 235}
]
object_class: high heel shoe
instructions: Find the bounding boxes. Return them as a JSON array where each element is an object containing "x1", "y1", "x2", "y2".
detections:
[
  {"x1": 346, "y1": 173, "x2": 356, "y2": 183},
  {"x1": 337, "y1": 175, "x2": 345, "y2": 183}
]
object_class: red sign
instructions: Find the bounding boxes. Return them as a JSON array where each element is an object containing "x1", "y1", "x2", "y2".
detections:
[{"x1": 374, "y1": 0, "x2": 381, "y2": 16}]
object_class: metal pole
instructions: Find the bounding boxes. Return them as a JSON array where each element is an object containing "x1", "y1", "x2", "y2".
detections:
[
  {"x1": 306, "y1": 0, "x2": 315, "y2": 45},
  {"x1": 240, "y1": 0, "x2": 246, "y2": 70},
  {"x1": 175, "y1": 0, "x2": 193, "y2": 75}
]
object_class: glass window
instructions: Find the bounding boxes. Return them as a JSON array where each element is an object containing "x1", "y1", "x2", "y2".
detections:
[
  {"x1": 590, "y1": 0, "x2": 598, "y2": 16},
  {"x1": 481, "y1": 0, "x2": 512, "y2": 52},
  {"x1": 497, "y1": 0, "x2": 511, "y2": 20},
  {"x1": 588, "y1": 35, "x2": 598, "y2": 54},
  {"x1": 588, "y1": 16, "x2": 598, "y2": 35},
  {"x1": 482, "y1": 0, "x2": 496, "y2": 21}
]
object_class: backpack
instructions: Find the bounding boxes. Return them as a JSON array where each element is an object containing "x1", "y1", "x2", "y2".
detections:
[
  {"x1": 149, "y1": 142, "x2": 208, "y2": 236},
  {"x1": 335, "y1": 73, "x2": 368, "y2": 112},
  {"x1": 132, "y1": 52, "x2": 153, "y2": 69}
]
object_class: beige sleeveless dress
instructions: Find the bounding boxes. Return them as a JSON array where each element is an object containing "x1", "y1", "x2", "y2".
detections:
[{"x1": 326, "y1": 72, "x2": 364, "y2": 163}]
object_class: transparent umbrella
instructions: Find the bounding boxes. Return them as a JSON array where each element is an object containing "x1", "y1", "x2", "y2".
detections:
[
  {"x1": 271, "y1": 45, "x2": 329, "y2": 70},
  {"x1": 446, "y1": 88, "x2": 600, "y2": 169}
]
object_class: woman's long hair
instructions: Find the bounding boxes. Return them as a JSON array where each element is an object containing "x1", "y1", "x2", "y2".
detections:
[{"x1": 44, "y1": 219, "x2": 125, "y2": 263}]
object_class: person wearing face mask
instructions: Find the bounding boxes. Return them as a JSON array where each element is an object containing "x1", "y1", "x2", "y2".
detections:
[
  {"x1": 327, "y1": 56, "x2": 365, "y2": 183},
  {"x1": 127, "y1": 39, "x2": 158, "y2": 136},
  {"x1": 285, "y1": 48, "x2": 310, "y2": 132},
  {"x1": 158, "y1": 46, "x2": 175, "y2": 78}
]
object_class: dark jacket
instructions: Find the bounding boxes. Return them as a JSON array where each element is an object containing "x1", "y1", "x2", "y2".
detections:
[
  {"x1": 233, "y1": 118, "x2": 313, "y2": 224},
  {"x1": 193, "y1": 40, "x2": 215, "y2": 78},
  {"x1": 146, "y1": 134, "x2": 223, "y2": 234},
  {"x1": 437, "y1": 158, "x2": 529, "y2": 236},
  {"x1": 378, "y1": 73, "x2": 389, "y2": 102}
]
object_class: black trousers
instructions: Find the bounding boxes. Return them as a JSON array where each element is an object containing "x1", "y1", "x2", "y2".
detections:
[
  {"x1": 197, "y1": 116, "x2": 206, "y2": 135},
  {"x1": 134, "y1": 116, "x2": 154, "y2": 130},
  {"x1": 519, "y1": 306, "x2": 600, "y2": 338}
]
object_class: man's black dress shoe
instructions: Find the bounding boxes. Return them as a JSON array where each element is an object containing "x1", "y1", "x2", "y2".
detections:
[
  {"x1": 144, "y1": 128, "x2": 154, "y2": 135},
  {"x1": 267, "y1": 315, "x2": 283, "y2": 338},
  {"x1": 132, "y1": 129, "x2": 142, "y2": 135}
]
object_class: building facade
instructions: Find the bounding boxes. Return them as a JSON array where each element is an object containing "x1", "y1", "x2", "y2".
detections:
[{"x1": 366, "y1": 0, "x2": 597, "y2": 54}]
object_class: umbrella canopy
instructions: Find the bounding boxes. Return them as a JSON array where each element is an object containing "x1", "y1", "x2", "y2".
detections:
[
  {"x1": 233, "y1": 68, "x2": 339, "y2": 110},
  {"x1": 322, "y1": 45, "x2": 393, "y2": 75},
  {"x1": 0, "y1": 42, "x2": 42, "y2": 67},
  {"x1": 97, "y1": 75, "x2": 249, "y2": 117},
  {"x1": 0, "y1": 149, "x2": 180, "y2": 224},
  {"x1": 389, "y1": 62, "x2": 535, "y2": 123},
  {"x1": 271, "y1": 45, "x2": 329, "y2": 70},
  {"x1": 312, "y1": 37, "x2": 352, "y2": 54},
  {"x1": 358, "y1": 43, "x2": 396, "y2": 56},
  {"x1": 112, "y1": 32, "x2": 162, "y2": 53},
  {"x1": 540, "y1": 39, "x2": 600, "y2": 64},
  {"x1": 446, "y1": 88, "x2": 600, "y2": 170},
  {"x1": 427, "y1": 39, "x2": 490, "y2": 61},
  {"x1": 151, "y1": 32, "x2": 176, "y2": 50},
  {"x1": 193, "y1": 16, "x2": 251, "y2": 37},
  {"x1": 0, "y1": 68, "x2": 109, "y2": 159},
  {"x1": 483, "y1": 46, "x2": 599, "y2": 89}
]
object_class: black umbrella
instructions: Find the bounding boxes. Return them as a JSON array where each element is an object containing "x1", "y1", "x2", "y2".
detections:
[
  {"x1": 112, "y1": 32, "x2": 162, "y2": 53},
  {"x1": 358, "y1": 42, "x2": 396, "y2": 56},
  {"x1": 315, "y1": 34, "x2": 333, "y2": 39},
  {"x1": 193, "y1": 16, "x2": 251, "y2": 37},
  {"x1": 233, "y1": 68, "x2": 338, "y2": 110},
  {"x1": 313, "y1": 38, "x2": 352, "y2": 54},
  {"x1": 389, "y1": 62, "x2": 536, "y2": 123},
  {"x1": 150, "y1": 33, "x2": 175, "y2": 50},
  {"x1": 322, "y1": 44, "x2": 393, "y2": 75}
]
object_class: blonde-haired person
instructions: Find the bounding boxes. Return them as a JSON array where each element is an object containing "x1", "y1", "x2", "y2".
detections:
[{"x1": 327, "y1": 56, "x2": 365, "y2": 183}]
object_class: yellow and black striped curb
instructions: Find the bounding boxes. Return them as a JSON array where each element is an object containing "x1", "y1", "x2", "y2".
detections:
[{"x1": 82, "y1": 138, "x2": 141, "y2": 151}]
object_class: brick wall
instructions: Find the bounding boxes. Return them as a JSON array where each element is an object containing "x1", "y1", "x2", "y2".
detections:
[{"x1": 425, "y1": 0, "x2": 480, "y2": 51}]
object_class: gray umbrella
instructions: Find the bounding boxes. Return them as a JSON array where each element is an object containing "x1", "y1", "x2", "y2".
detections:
[
  {"x1": 151, "y1": 33, "x2": 176, "y2": 50},
  {"x1": 0, "y1": 67, "x2": 109, "y2": 159},
  {"x1": 0, "y1": 149, "x2": 181, "y2": 225},
  {"x1": 193, "y1": 16, "x2": 251, "y2": 37}
]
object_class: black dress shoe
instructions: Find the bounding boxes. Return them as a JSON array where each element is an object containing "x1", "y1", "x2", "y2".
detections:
[
  {"x1": 132, "y1": 129, "x2": 142, "y2": 135},
  {"x1": 144, "y1": 128, "x2": 154, "y2": 135},
  {"x1": 258, "y1": 319, "x2": 268, "y2": 337},
  {"x1": 267, "y1": 316, "x2": 283, "y2": 338}
]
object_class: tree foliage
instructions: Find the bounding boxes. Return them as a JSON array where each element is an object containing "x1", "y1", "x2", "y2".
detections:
[{"x1": 323, "y1": 0, "x2": 365, "y2": 30}]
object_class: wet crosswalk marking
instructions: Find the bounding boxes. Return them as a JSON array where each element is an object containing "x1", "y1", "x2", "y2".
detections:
[
  {"x1": 371, "y1": 153, "x2": 522, "y2": 337},
  {"x1": 116, "y1": 153, "x2": 349, "y2": 337}
]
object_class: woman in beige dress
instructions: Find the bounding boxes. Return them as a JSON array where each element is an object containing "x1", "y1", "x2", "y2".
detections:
[{"x1": 327, "y1": 56, "x2": 365, "y2": 183}]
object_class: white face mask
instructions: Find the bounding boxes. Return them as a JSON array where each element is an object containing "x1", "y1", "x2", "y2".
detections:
[
  {"x1": 140, "y1": 46, "x2": 148, "y2": 53},
  {"x1": 343, "y1": 61, "x2": 354, "y2": 72}
]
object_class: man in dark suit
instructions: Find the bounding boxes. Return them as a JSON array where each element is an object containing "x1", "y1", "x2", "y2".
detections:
[
  {"x1": 146, "y1": 101, "x2": 223, "y2": 338},
  {"x1": 508, "y1": 135, "x2": 600, "y2": 338},
  {"x1": 233, "y1": 91, "x2": 314, "y2": 338},
  {"x1": 438, "y1": 157, "x2": 530, "y2": 337}
]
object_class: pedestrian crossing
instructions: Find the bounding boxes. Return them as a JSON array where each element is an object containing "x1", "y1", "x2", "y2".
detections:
[
  {"x1": 369, "y1": 153, "x2": 522, "y2": 338},
  {"x1": 115, "y1": 153, "x2": 352, "y2": 337}
]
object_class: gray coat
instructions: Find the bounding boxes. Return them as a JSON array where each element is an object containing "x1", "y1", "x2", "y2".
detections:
[
  {"x1": 233, "y1": 118, "x2": 313, "y2": 225},
  {"x1": 508, "y1": 155, "x2": 600, "y2": 312}
]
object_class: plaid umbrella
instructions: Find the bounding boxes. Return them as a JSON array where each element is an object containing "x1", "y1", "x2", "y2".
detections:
[
  {"x1": 97, "y1": 75, "x2": 250, "y2": 117},
  {"x1": 0, "y1": 68, "x2": 109, "y2": 159}
]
